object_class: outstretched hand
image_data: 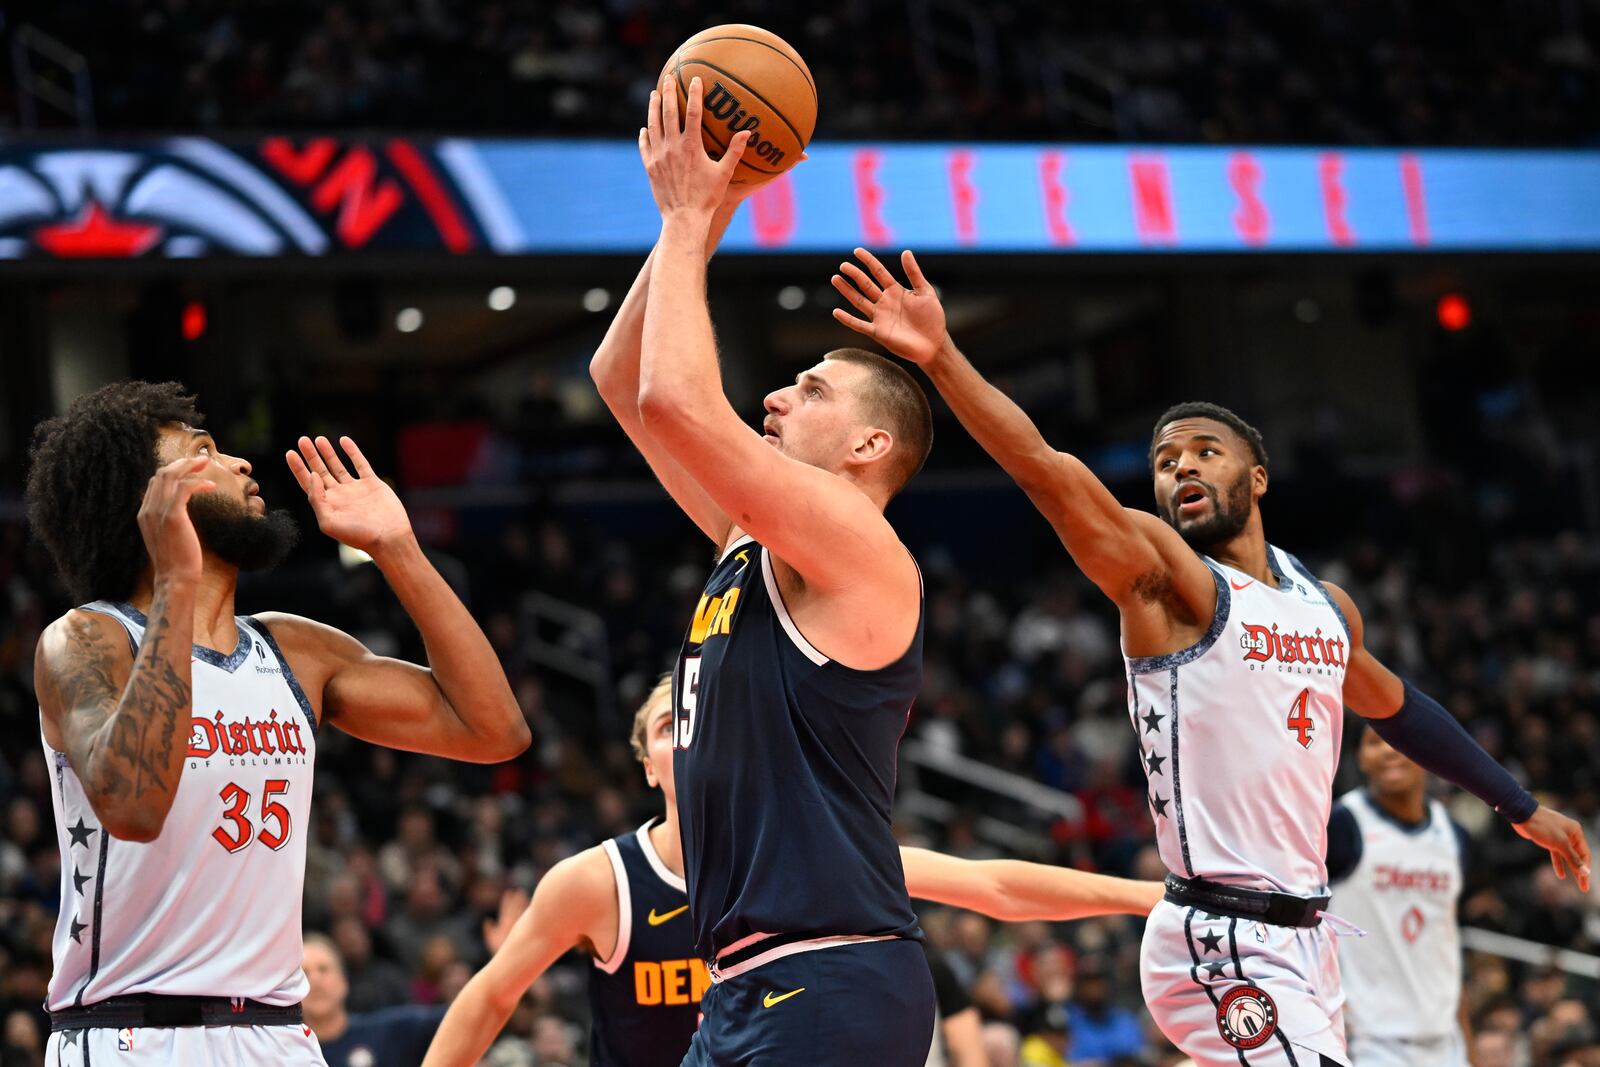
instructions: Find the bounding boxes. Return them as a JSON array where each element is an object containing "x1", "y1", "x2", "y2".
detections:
[
  {"x1": 831, "y1": 248, "x2": 949, "y2": 366},
  {"x1": 482, "y1": 887, "x2": 530, "y2": 955},
  {"x1": 1514, "y1": 805, "x2": 1592, "y2": 893},
  {"x1": 285, "y1": 435, "x2": 413, "y2": 555},
  {"x1": 639, "y1": 74, "x2": 751, "y2": 221}
]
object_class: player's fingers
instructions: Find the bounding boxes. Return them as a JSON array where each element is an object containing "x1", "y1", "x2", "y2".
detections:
[
  {"x1": 1572, "y1": 827, "x2": 1591, "y2": 867},
  {"x1": 646, "y1": 90, "x2": 662, "y2": 143},
  {"x1": 832, "y1": 275, "x2": 876, "y2": 317},
  {"x1": 296, "y1": 436, "x2": 330, "y2": 479},
  {"x1": 284, "y1": 450, "x2": 315, "y2": 493},
  {"x1": 340, "y1": 436, "x2": 376, "y2": 479},
  {"x1": 719, "y1": 130, "x2": 751, "y2": 175},
  {"x1": 1553, "y1": 849, "x2": 1568, "y2": 881},
  {"x1": 661, "y1": 74, "x2": 680, "y2": 136},
  {"x1": 839, "y1": 261, "x2": 882, "y2": 301},
  {"x1": 683, "y1": 75, "x2": 703, "y2": 134},
  {"x1": 174, "y1": 477, "x2": 217, "y2": 501},
  {"x1": 831, "y1": 307, "x2": 874, "y2": 336},
  {"x1": 314, "y1": 436, "x2": 351, "y2": 481},
  {"x1": 638, "y1": 127, "x2": 650, "y2": 166},
  {"x1": 856, "y1": 245, "x2": 898, "y2": 289},
  {"x1": 902, "y1": 249, "x2": 930, "y2": 289}
]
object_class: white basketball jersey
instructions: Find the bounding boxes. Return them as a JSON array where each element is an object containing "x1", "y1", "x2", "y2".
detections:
[
  {"x1": 1330, "y1": 790, "x2": 1464, "y2": 1039},
  {"x1": 1125, "y1": 545, "x2": 1348, "y2": 896},
  {"x1": 43, "y1": 601, "x2": 317, "y2": 1010}
]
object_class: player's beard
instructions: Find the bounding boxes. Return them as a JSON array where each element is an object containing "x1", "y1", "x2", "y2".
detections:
[
  {"x1": 187, "y1": 492, "x2": 299, "y2": 572},
  {"x1": 1165, "y1": 469, "x2": 1253, "y2": 553}
]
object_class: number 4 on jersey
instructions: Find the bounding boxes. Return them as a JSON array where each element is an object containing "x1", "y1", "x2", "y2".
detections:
[{"x1": 1286, "y1": 688, "x2": 1315, "y2": 749}]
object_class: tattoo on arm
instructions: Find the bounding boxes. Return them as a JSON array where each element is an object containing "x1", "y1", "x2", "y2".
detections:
[{"x1": 54, "y1": 597, "x2": 193, "y2": 814}]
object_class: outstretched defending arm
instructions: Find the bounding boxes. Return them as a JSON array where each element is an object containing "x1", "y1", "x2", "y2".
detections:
[
  {"x1": 35, "y1": 455, "x2": 214, "y2": 841},
  {"x1": 422, "y1": 851, "x2": 613, "y2": 1067},
  {"x1": 832, "y1": 250, "x2": 1214, "y2": 631},
  {"x1": 900, "y1": 847, "x2": 1164, "y2": 922},
  {"x1": 274, "y1": 436, "x2": 529, "y2": 762},
  {"x1": 1325, "y1": 581, "x2": 1591, "y2": 891}
]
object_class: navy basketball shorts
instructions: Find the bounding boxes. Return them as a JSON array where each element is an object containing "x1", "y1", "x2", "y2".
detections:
[{"x1": 682, "y1": 939, "x2": 934, "y2": 1067}]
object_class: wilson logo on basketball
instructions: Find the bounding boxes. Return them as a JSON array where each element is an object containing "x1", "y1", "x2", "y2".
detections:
[{"x1": 703, "y1": 83, "x2": 788, "y2": 167}]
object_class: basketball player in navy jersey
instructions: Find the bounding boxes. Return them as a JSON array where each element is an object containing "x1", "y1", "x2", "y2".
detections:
[
  {"x1": 423, "y1": 675, "x2": 706, "y2": 1067},
  {"x1": 832, "y1": 250, "x2": 1589, "y2": 1067},
  {"x1": 25, "y1": 383, "x2": 530, "y2": 1066},
  {"x1": 421, "y1": 670, "x2": 1164, "y2": 1067},
  {"x1": 601, "y1": 76, "x2": 940, "y2": 1066}
]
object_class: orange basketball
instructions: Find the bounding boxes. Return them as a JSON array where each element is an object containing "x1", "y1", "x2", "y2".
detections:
[{"x1": 660, "y1": 25, "x2": 817, "y2": 185}]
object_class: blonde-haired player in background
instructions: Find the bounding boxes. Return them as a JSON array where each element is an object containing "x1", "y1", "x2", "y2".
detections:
[{"x1": 1327, "y1": 728, "x2": 1473, "y2": 1067}]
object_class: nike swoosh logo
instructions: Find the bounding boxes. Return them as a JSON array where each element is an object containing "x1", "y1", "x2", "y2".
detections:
[
  {"x1": 763, "y1": 987, "x2": 806, "y2": 1008},
  {"x1": 1230, "y1": 578, "x2": 1254, "y2": 590},
  {"x1": 647, "y1": 905, "x2": 689, "y2": 926}
]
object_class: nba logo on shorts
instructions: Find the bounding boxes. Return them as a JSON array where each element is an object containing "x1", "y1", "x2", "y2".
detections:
[
  {"x1": 116, "y1": 1028, "x2": 134, "y2": 1051},
  {"x1": 1216, "y1": 986, "x2": 1277, "y2": 1050}
]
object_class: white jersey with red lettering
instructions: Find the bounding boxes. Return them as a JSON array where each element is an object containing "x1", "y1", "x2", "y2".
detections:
[
  {"x1": 1126, "y1": 544, "x2": 1349, "y2": 894},
  {"x1": 1329, "y1": 789, "x2": 1465, "y2": 1056},
  {"x1": 1128, "y1": 544, "x2": 1352, "y2": 1066},
  {"x1": 43, "y1": 600, "x2": 317, "y2": 1010}
]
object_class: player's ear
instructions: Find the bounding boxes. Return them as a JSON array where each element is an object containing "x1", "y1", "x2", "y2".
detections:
[
  {"x1": 642, "y1": 756, "x2": 660, "y2": 790},
  {"x1": 853, "y1": 427, "x2": 893, "y2": 466},
  {"x1": 1253, "y1": 464, "x2": 1269, "y2": 499}
]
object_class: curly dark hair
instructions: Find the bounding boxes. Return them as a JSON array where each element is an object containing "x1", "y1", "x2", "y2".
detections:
[
  {"x1": 25, "y1": 381, "x2": 203, "y2": 604},
  {"x1": 1149, "y1": 401, "x2": 1269, "y2": 472}
]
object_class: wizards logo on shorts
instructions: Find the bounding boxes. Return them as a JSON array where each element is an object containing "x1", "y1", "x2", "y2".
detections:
[{"x1": 1216, "y1": 986, "x2": 1277, "y2": 1050}]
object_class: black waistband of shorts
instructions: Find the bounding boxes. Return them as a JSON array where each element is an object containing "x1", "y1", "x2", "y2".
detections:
[
  {"x1": 1164, "y1": 874, "x2": 1328, "y2": 928},
  {"x1": 50, "y1": 994, "x2": 303, "y2": 1031}
]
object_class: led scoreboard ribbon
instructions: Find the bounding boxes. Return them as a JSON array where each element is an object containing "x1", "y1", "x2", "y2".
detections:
[{"x1": 3, "y1": 138, "x2": 1598, "y2": 258}]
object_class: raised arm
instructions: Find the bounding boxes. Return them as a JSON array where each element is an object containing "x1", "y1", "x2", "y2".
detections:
[
  {"x1": 832, "y1": 249, "x2": 1214, "y2": 626},
  {"x1": 34, "y1": 455, "x2": 215, "y2": 841},
  {"x1": 1325, "y1": 581, "x2": 1590, "y2": 891},
  {"x1": 422, "y1": 850, "x2": 613, "y2": 1067},
  {"x1": 589, "y1": 190, "x2": 755, "y2": 545},
  {"x1": 634, "y1": 77, "x2": 905, "y2": 589},
  {"x1": 281, "y1": 436, "x2": 529, "y2": 762},
  {"x1": 900, "y1": 847, "x2": 1164, "y2": 922}
]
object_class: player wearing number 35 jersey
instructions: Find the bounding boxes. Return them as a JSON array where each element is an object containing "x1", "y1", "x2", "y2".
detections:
[
  {"x1": 833, "y1": 248, "x2": 1592, "y2": 1067},
  {"x1": 26, "y1": 383, "x2": 530, "y2": 1067}
]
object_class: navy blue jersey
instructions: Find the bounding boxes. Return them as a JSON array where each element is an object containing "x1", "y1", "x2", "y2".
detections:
[
  {"x1": 588, "y1": 819, "x2": 707, "y2": 1067},
  {"x1": 320, "y1": 1004, "x2": 446, "y2": 1067},
  {"x1": 672, "y1": 535, "x2": 924, "y2": 962}
]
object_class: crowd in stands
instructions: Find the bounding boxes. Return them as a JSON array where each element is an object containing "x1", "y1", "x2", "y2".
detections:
[
  {"x1": 1, "y1": 379, "x2": 1599, "y2": 1064},
  {"x1": 5, "y1": 0, "x2": 1598, "y2": 145}
]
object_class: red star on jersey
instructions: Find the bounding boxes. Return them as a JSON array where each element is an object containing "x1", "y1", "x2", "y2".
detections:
[{"x1": 35, "y1": 202, "x2": 163, "y2": 257}]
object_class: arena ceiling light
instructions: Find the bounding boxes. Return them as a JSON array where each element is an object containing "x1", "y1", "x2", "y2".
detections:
[
  {"x1": 488, "y1": 286, "x2": 516, "y2": 311},
  {"x1": 396, "y1": 307, "x2": 423, "y2": 333}
]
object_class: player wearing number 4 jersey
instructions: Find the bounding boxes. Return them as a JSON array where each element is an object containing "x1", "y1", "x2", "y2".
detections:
[
  {"x1": 832, "y1": 249, "x2": 1592, "y2": 1067},
  {"x1": 25, "y1": 383, "x2": 530, "y2": 1067}
]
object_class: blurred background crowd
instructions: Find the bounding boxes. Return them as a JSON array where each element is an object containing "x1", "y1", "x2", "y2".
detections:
[
  {"x1": 2, "y1": 364, "x2": 1598, "y2": 1064},
  {"x1": 2, "y1": 0, "x2": 1600, "y2": 1065},
  {"x1": 2, "y1": 0, "x2": 1598, "y2": 144}
]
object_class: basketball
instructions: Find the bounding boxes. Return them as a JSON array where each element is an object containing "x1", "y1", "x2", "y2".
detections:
[{"x1": 660, "y1": 24, "x2": 817, "y2": 185}]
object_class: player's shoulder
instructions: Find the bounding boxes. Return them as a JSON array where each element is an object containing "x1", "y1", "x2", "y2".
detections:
[
  {"x1": 538, "y1": 843, "x2": 618, "y2": 903},
  {"x1": 35, "y1": 607, "x2": 134, "y2": 687},
  {"x1": 247, "y1": 611, "x2": 367, "y2": 667}
]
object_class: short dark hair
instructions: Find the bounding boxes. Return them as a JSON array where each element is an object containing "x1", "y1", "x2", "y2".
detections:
[
  {"x1": 26, "y1": 381, "x2": 203, "y2": 604},
  {"x1": 1149, "y1": 401, "x2": 1268, "y2": 472},
  {"x1": 823, "y1": 348, "x2": 933, "y2": 496}
]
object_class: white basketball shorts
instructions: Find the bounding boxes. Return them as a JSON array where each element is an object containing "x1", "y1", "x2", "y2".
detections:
[
  {"x1": 47, "y1": 1023, "x2": 327, "y2": 1066},
  {"x1": 1141, "y1": 900, "x2": 1348, "y2": 1067}
]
